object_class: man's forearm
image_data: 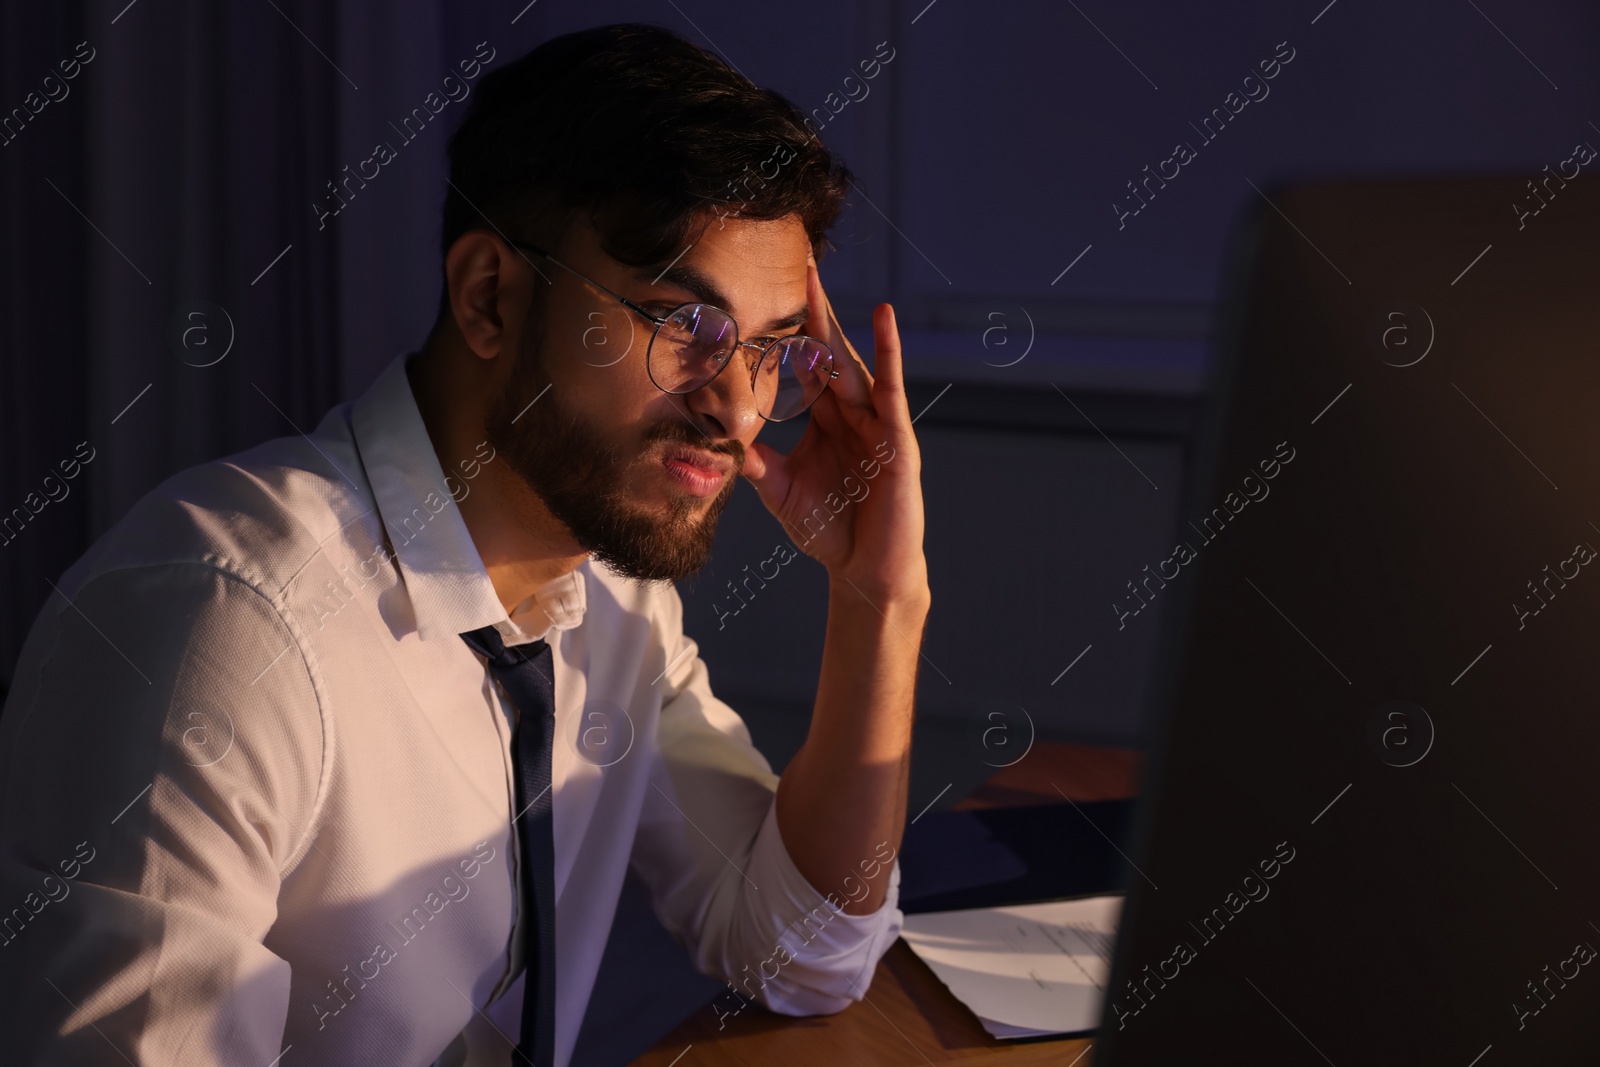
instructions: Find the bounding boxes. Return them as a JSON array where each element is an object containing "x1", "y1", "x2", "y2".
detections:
[{"x1": 774, "y1": 577, "x2": 929, "y2": 916}]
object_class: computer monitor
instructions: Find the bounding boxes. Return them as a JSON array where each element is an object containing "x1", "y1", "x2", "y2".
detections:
[{"x1": 1095, "y1": 166, "x2": 1600, "y2": 1066}]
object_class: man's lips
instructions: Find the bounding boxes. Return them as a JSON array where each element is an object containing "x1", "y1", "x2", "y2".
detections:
[
  {"x1": 659, "y1": 444, "x2": 734, "y2": 497},
  {"x1": 660, "y1": 444, "x2": 734, "y2": 476}
]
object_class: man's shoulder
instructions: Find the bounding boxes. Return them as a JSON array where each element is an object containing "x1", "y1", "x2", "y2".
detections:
[{"x1": 64, "y1": 412, "x2": 368, "y2": 602}]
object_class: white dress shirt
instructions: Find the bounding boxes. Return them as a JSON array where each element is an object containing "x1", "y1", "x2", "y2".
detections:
[{"x1": 0, "y1": 350, "x2": 903, "y2": 1066}]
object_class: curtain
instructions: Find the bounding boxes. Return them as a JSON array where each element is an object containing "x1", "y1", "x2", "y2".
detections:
[{"x1": 0, "y1": 0, "x2": 512, "y2": 688}]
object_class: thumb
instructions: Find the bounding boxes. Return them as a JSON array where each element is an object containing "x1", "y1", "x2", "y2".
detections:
[{"x1": 741, "y1": 439, "x2": 791, "y2": 516}]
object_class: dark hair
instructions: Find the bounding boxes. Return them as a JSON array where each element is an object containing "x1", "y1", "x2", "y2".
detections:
[{"x1": 437, "y1": 23, "x2": 854, "y2": 318}]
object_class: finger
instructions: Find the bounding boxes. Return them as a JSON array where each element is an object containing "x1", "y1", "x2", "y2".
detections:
[
  {"x1": 809, "y1": 369, "x2": 880, "y2": 445},
  {"x1": 804, "y1": 379, "x2": 860, "y2": 441},
  {"x1": 806, "y1": 252, "x2": 863, "y2": 368},
  {"x1": 871, "y1": 303, "x2": 909, "y2": 426},
  {"x1": 805, "y1": 257, "x2": 874, "y2": 410},
  {"x1": 740, "y1": 439, "x2": 792, "y2": 514}
]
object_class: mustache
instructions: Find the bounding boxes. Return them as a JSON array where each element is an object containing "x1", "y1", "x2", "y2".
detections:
[{"x1": 643, "y1": 419, "x2": 745, "y2": 470}]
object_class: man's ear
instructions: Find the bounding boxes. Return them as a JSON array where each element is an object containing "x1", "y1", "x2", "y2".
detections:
[{"x1": 445, "y1": 232, "x2": 523, "y2": 363}]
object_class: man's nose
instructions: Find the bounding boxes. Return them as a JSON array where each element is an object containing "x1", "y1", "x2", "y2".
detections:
[{"x1": 681, "y1": 352, "x2": 762, "y2": 439}]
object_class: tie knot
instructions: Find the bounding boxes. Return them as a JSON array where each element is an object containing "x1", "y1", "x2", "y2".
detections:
[{"x1": 460, "y1": 624, "x2": 545, "y2": 670}]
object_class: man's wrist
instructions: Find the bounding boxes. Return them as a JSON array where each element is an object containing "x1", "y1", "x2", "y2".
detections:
[{"x1": 826, "y1": 571, "x2": 931, "y2": 619}]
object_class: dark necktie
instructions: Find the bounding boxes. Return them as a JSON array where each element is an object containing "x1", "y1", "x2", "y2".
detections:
[{"x1": 460, "y1": 625, "x2": 557, "y2": 1067}]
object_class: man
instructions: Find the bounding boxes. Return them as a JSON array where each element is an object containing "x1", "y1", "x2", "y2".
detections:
[{"x1": 0, "y1": 21, "x2": 928, "y2": 1067}]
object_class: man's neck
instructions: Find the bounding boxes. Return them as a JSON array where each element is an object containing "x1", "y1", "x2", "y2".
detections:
[{"x1": 406, "y1": 347, "x2": 588, "y2": 615}]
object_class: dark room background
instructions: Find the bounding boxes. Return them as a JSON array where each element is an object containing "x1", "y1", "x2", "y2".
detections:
[{"x1": 3, "y1": 0, "x2": 1597, "y2": 807}]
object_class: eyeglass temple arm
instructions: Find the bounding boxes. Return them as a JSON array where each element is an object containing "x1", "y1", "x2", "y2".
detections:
[{"x1": 506, "y1": 239, "x2": 665, "y2": 324}]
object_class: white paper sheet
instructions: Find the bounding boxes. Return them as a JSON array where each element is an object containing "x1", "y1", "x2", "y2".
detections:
[{"x1": 899, "y1": 895, "x2": 1123, "y2": 1039}]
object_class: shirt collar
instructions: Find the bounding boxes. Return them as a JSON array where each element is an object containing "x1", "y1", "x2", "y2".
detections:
[{"x1": 349, "y1": 351, "x2": 588, "y2": 646}]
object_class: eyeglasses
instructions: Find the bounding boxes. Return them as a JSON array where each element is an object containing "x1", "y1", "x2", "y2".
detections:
[{"x1": 506, "y1": 238, "x2": 838, "y2": 423}]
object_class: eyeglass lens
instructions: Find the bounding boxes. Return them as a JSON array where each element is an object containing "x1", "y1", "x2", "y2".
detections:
[{"x1": 650, "y1": 304, "x2": 834, "y2": 421}]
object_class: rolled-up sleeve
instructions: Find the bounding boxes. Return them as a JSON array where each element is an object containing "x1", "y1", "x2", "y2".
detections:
[
  {"x1": 0, "y1": 560, "x2": 326, "y2": 1064},
  {"x1": 628, "y1": 584, "x2": 903, "y2": 1015}
]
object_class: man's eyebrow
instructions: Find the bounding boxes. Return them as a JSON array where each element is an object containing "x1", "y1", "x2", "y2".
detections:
[{"x1": 633, "y1": 263, "x2": 810, "y2": 335}]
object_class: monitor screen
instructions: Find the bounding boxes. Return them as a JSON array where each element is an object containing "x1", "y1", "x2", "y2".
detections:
[{"x1": 1096, "y1": 168, "x2": 1600, "y2": 1066}]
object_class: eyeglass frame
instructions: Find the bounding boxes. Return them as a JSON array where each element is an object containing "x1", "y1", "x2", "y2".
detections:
[{"x1": 503, "y1": 237, "x2": 840, "y2": 423}]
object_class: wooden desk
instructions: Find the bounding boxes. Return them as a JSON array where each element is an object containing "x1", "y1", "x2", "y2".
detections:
[{"x1": 630, "y1": 742, "x2": 1142, "y2": 1066}]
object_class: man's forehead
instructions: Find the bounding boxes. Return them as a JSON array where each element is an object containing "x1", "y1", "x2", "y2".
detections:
[{"x1": 630, "y1": 217, "x2": 811, "y2": 331}]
